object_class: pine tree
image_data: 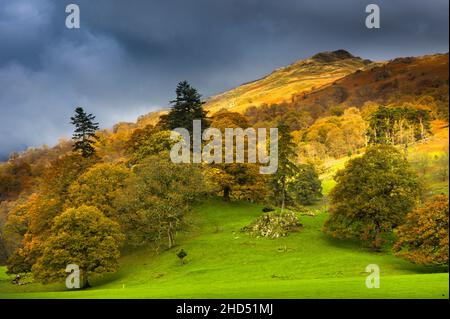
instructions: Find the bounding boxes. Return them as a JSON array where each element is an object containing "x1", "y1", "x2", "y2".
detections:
[
  {"x1": 159, "y1": 81, "x2": 208, "y2": 135},
  {"x1": 270, "y1": 122, "x2": 298, "y2": 211},
  {"x1": 70, "y1": 107, "x2": 99, "y2": 158}
]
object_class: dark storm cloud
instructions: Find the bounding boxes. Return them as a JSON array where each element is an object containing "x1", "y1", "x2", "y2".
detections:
[{"x1": 0, "y1": 0, "x2": 448, "y2": 158}]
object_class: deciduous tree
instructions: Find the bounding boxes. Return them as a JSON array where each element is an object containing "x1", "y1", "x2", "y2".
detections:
[
  {"x1": 323, "y1": 145, "x2": 421, "y2": 250},
  {"x1": 288, "y1": 164, "x2": 322, "y2": 205},
  {"x1": 393, "y1": 195, "x2": 448, "y2": 265},
  {"x1": 65, "y1": 163, "x2": 130, "y2": 219},
  {"x1": 114, "y1": 156, "x2": 204, "y2": 249},
  {"x1": 125, "y1": 125, "x2": 175, "y2": 164},
  {"x1": 32, "y1": 206, "x2": 123, "y2": 288}
]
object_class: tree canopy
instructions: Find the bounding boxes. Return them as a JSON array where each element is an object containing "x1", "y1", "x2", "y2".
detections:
[
  {"x1": 32, "y1": 206, "x2": 123, "y2": 287},
  {"x1": 393, "y1": 195, "x2": 449, "y2": 266},
  {"x1": 114, "y1": 156, "x2": 204, "y2": 249},
  {"x1": 70, "y1": 107, "x2": 100, "y2": 158},
  {"x1": 159, "y1": 81, "x2": 209, "y2": 135},
  {"x1": 323, "y1": 145, "x2": 421, "y2": 249}
]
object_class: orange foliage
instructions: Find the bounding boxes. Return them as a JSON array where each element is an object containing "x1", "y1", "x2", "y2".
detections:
[{"x1": 394, "y1": 195, "x2": 449, "y2": 265}]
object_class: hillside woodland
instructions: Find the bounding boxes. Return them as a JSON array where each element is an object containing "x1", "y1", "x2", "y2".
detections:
[{"x1": 0, "y1": 51, "x2": 448, "y2": 291}]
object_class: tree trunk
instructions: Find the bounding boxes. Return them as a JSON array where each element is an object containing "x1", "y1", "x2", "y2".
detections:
[
  {"x1": 223, "y1": 186, "x2": 231, "y2": 201},
  {"x1": 371, "y1": 224, "x2": 382, "y2": 252},
  {"x1": 419, "y1": 118, "x2": 424, "y2": 140},
  {"x1": 167, "y1": 224, "x2": 174, "y2": 249},
  {"x1": 399, "y1": 119, "x2": 404, "y2": 144},
  {"x1": 81, "y1": 270, "x2": 90, "y2": 289}
]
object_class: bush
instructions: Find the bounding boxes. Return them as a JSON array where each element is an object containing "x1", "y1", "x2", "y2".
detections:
[
  {"x1": 177, "y1": 249, "x2": 187, "y2": 265},
  {"x1": 393, "y1": 195, "x2": 449, "y2": 266},
  {"x1": 242, "y1": 212, "x2": 302, "y2": 239}
]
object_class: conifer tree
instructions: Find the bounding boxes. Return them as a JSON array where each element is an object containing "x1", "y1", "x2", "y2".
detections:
[
  {"x1": 159, "y1": 81, "x2": 208, "y2": 135},
  {"x1": 70, "y1": 107, "x2": 99, "y2": 158},
  {"x1": 270, "y1": 122, "x2": 298, "y2": 211}
]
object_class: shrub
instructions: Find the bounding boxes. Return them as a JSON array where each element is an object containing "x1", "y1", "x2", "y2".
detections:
[{"x1": 177, "y1": 249, "x2": 187, "y2": 265}]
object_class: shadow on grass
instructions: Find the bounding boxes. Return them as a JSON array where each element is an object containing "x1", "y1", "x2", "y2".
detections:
[
  {"x1": 391, "y1": 261, "x2": 449, "y2": 274},
  {"x1": 321, "y1": 232, "x2": 449, "y2": 275},
  {"x1": 320, "y1": 232, "x2": 367, "y2": 251}
]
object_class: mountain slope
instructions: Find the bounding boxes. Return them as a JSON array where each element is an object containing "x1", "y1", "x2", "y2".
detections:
[
  {"x1": 204, "y1": 50, "x2": 374, "y2": 114},
  {"x1": 134, "y1": 51, "x2": 448, "y2": 123},
  {"x1": 291, "y1": 53, "x2": 449, "y2": 117}
]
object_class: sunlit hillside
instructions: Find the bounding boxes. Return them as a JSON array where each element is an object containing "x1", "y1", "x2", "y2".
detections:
[
  {"x1": 291, "y1": 53, "x2": 449, "y2": 116},
  {"x1": 204, "y1": 50, "x2": 375, "y2": 113}
]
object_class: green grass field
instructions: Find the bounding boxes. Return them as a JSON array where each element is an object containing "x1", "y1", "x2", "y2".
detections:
[{"x1": 0, "y1": 199, "x2": 448, "y2": 299}]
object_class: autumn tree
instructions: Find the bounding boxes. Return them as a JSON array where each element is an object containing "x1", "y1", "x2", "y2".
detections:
[
  {"x1": 367, "y1": 105, "x2": 431, "y2": 145},
  {"x1": 65, "y1": 163, "x2": 130, "y2": 219},
  {"x1": 125, "y1": 125, "x2": 175, "y2": 164},
  {"x1": 71, "y1": 107, "x2": 100, "y2": 158},
  {"x1": 393, "y1": 195, "x2": 448, "y2": 266},
  {"x1": 159, "y1": 81, "x2": 209, "y2": 135},
  {"x1": 41, "y1": 153, "x2": 98, "y2": 201},
  {"x1": 204, "y1": 110, "x2": 268, "y2": 202},
  {"x1": 0, "y1": 160, "x2": 32, "y2": 201},
  {"x1": 301, "y1": 108, "x2": 367, "y2": 159},
  {"x1": 114, "y1": 155, "x2": 204, "y2": 249},
  {"x1": 5, "y1": 154, "x2": 96, "y2": 274},
  {"x1": 204, "y1": 164, "x2": 267, "y2": 202},
  {"x1": 32, "y1": 206, "x2": 123, "y2": 288},
  {"x1": 6, "y1": 193, "x2": 61, "y2": 274},
  {"x1": 245, "y1": 103, "x2": 313, "y2": 131},
  {"x1": 323, "y1": 145, "x2": 421, "y2": 250}
]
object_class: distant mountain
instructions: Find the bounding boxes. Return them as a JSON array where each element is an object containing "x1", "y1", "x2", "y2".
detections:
[
  {"x1": 291, "y1": 53, "x2": 449, "y2": 118},
  {"x1": 136, "y1": 50, "x2": 448, "y2": 124},
  {"x1": 204, "y1": 50, "x2": 375, "y2": 113}
]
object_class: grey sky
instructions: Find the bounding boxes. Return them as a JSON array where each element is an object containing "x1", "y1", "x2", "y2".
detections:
[{"x1": 0, "y1": 0, "x2": 448, "y2": 159}]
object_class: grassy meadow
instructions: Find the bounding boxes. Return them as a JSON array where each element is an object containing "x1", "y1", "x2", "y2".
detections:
[{"x1": 0, "y1": 198, "x2": 447, "y2": 299}]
